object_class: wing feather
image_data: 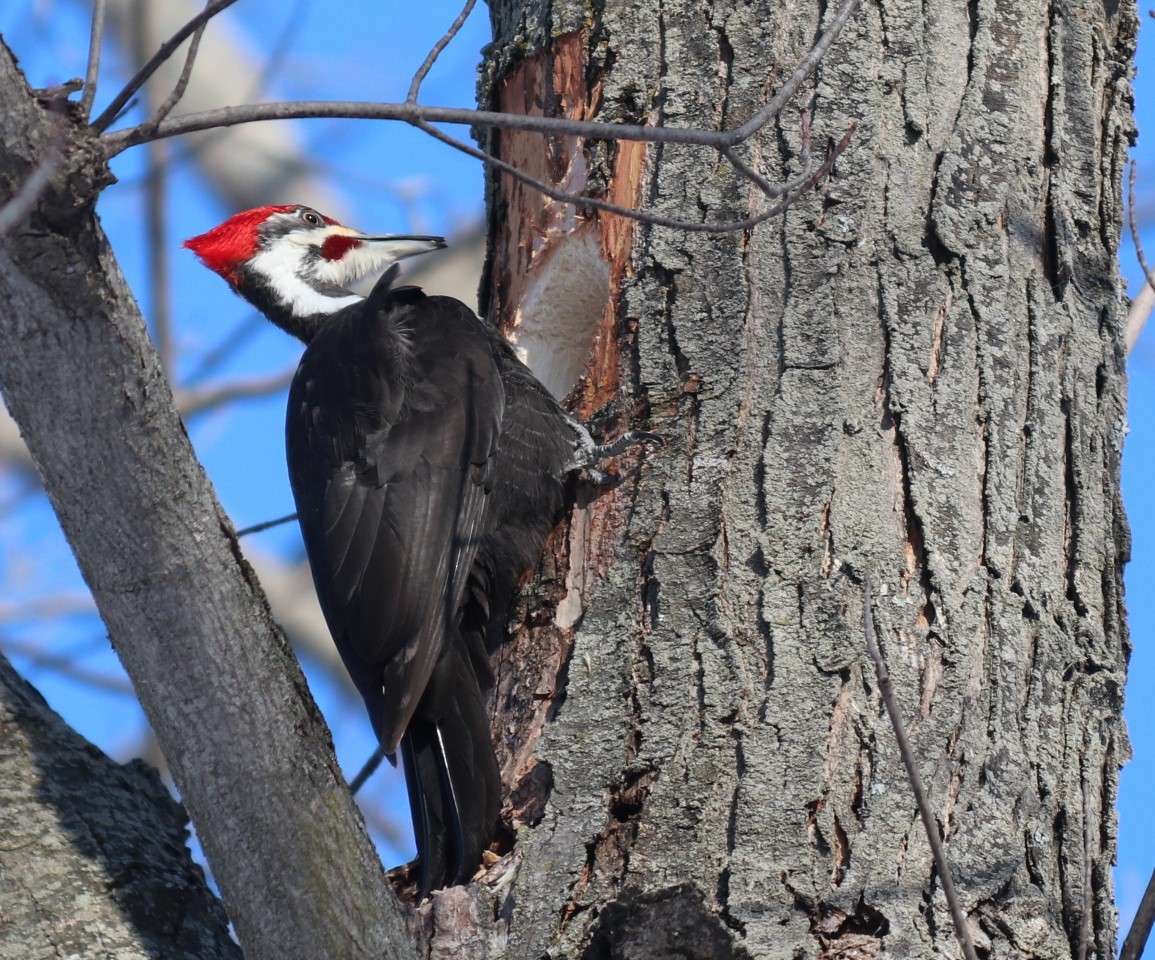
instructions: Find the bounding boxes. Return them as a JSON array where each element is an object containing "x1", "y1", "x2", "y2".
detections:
[{"x1": 286, "y1": 291, "x2": 504, "y2": 750}]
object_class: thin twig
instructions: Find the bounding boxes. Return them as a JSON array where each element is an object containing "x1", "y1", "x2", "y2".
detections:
[
  {"x1": 729, "y1": 0, "x2": 862, "y2": 143},
  {"x1": 415, "y1": 116, "x2": 852, "y2": 233},
  {"x1": 93, "y1": 0, "x2": 859, "y2": 234},
  {"x1": 1127, "y1": 162, "x2": 1154, "y2": 354},
  {"x1": 101, "y1": 0, "x2": 860, "y2": 152},
  {"x1": 106, "y1": 97, "x2": 852, "y2": 229},
  {"x1": 102, "y1": 99, "x2": 765, "y2": 153},
  {"x1": 254, "y1": 0, "x2": 312, "y2": 101},
  {"x1": 1120, "y1": 866, "x2": 1155, "y2": 960},
  {"x1": 862, "y1": 578, "x2": 979, "y2": 960},
  {"x1": 1127, "y1": 285, "x2": 1154, "y2": 355},
  {"x1": 91, "y1": 0, "x2": 243, "y2": 133},
  {"x1": 147, "y1": 3, "x2": 213, "y2": 131},
  {"x1": 79, "y1": 0, "x2": 109, "y2": 118},
  {"x1": 349, "y1": 745, "x2": 388, "y2": 795},
  {"x1": 106, "y1": 0, "x2": 313, "y2": 200},
  {"x1": 145, "y1": 138, "x2": 173, "y2": 370},
  {"x1": 359, "y1": 791, "x2": 410, "y2": 852},
  {"x1": 722, "y1": 145, "x2": 794, "y2": 200},
  {"x1": 722, "y1": 108, "x2": 814, "y2": 198},
  {"x1": 0, "y1": 107, "x2": 67, "y2": 238},
  {"x1": 101, "y1": 92, "x2": 840, "y2": 157},
  {"x1": 408, "y1": 0, "x2": 478, "y2": 103},
  {"x1": 236, "y1": 514, "x2": 298, "y2": 538}
]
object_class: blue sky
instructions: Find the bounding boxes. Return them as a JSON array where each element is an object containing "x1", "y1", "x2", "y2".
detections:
[
  {"x1": 3, "y1": 0, "x2": 1155, "y2": 936},
  {"x1": 1117, "y1": 9, "x2": 1155, "y2": 934},
  {"x1": 0, "y1": 0, "x2": 496, "y2": 868}
]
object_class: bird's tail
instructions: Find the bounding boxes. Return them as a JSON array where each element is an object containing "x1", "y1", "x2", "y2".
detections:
[{"x1": 400, "y1": 640, "x2": 500, "y2": 896}]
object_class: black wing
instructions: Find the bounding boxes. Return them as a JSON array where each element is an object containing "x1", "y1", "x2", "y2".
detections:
[
  {"x1": 458, "y1": 333, "x2": 580, "y2": 650},
  {"x1": 285, "y1": 284, "x2": 504, "y2": 753}
]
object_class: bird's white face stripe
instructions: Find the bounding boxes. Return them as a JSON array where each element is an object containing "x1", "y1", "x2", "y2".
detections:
[
  {"x1": 247, "y1": 236, "x2": 363, "y2": 318},
  {"x1": 246, "y1": 224, "x2": 440, "y2": 319}
]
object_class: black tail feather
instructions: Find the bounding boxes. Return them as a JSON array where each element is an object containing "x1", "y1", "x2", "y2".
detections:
[
  {"x1": 400, "y1": 730, "x2": 447, "y2": 896},
  {"x1": 401, "y1": 640, "x2": 500, "y2": 896}
]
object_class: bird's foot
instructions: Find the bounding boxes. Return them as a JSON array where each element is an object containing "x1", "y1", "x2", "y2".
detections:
[
  {"x1": 570, "y1": 426, "x2": 663, "y2": 482},
  {"x1": 589, "y1": 429, "x2": 664, "y2": 462}
]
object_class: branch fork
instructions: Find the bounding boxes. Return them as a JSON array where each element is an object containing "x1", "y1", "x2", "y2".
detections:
[{"x1": 86, "y1": 0, "x2": 861, "y2": 234}]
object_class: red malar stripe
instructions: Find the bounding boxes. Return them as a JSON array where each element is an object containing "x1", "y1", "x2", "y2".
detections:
[{"x1": 320, "y1": 234, "x2": 362, "y2": 261}]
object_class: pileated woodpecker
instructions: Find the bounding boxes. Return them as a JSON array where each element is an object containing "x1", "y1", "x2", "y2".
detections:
[{"x1": 185, "y1": 204, "x2": 637, "y2": 894}]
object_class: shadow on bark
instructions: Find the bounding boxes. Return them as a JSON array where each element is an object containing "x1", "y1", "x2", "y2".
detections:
[{"x1": 0, "y1": 654, "x2": 238, "y2": 959}]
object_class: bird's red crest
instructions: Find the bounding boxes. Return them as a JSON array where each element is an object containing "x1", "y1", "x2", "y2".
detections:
[{"x1": 183, "y1": 205, "x2": 341, "y2": 282}]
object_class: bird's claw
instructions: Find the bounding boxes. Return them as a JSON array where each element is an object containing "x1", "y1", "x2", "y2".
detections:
[
  {"x1": 574, "y1": 429, "x2": 664, "y2": 483},
  {"x1": 589, "y1": 429, "x2": 664, "y2": 462}
]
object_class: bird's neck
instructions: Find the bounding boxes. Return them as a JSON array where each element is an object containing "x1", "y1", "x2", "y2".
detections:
[{"x1": 233, "y1": 264, "x2": 360, "y2": 344}]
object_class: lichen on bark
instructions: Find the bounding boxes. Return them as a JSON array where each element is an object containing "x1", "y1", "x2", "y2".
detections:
[{"x1": 471, "y1": 0, "x2": 1137, "y2": 954}]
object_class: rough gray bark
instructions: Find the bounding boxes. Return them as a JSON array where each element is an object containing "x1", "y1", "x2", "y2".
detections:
[
  {"x1": 464, "y1": 0, "x2": 1137, "y2": 955},
  {"x1": 0, "y1": 654, "x2": 239, "y2": 960},
  {"x1": 0, "y1": 40, "x2": 413, "y2": 960},
  {"x1": 0, "y1": 0, "x2": 1136, "y2": 953}
]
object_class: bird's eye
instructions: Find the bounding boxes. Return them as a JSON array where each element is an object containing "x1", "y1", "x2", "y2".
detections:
[{"x1": 301, "y1": 210, "x2": 322, "y2": 226}]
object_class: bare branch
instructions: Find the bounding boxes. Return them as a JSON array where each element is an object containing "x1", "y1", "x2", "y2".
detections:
[
  {"x1": 729, "y1": 0, "x2": 862, "y2": 143},
  {"x1": 415, "y1": 115, "x2": 853, "y2": 233},
  {"x1": 721, "y1": 109, "x2": 814, "y2": 198},
  {"x1": 131, "y1": 5, "x2": 176, "y2": 373},
  {"x1": 862, "y1": 578, "x2": 979, "y2": 960},
  {"x1": 349, "y1": 744, "x2": 388, "y2": 795},
  {"x1": 1127, "y1": 285, "x2": 1154, "y2": 355},
  {"x1": 101, "y1": 95, "x2": 847, "y2": 160},
  {"x1": 1120, "y1": 866, "x2": 1155, "y2": 960},
  {"x1": 1128, "y1": 161, "x2": 1153, "y2": 353},
  {"x1": 408, "y1": 0, "x2": 478, "y2": 104},
  {"x1": 145, "y1": 140, "x2": 174, "y2": 370},
  {"x1": 175, "y1": 368, "x2": 296, "y2": 418},
  {"x1": 236, "y1": 514, "x2": 298, "y2": 538},
  {"x1": 148, "y1": 3, "x2": 213, "y2": 131},
  {"x1": 722, "y1": 146, "x2": 792, "y2": 200},
  {"x1": 100, "y1": 0, "x2": 345, "y2": 215},
  {"x1": 98, "y1": 0, "x2": 858, "y2": 235},
  {"x1": 106, "y1": 82, "x2": 853, "y2": 229},
  {"x1": 91, "y1": 0, "x2": 243, "y2": 133},
  {"x1": 101, "y1": 0, "x2": 860, "y2": 153},
  {"x1": 102, "y1": 99, "x2": 744, "y2": 153},
  {"x1": 359, "y1": 791, "x2": 411, "y2": 853},
  {"x1": 79, "y1": 0, "x2": 109, "y2": 118}
]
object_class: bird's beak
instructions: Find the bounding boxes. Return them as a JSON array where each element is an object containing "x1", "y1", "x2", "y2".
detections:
[
  {"x1": 358, "y1": 232, "x2": 447, "y2": 261},
  {"x1": 327, "y1": 224, "x2": 446, "y2": 262},
  {"x1": 315, "y1": 226, "x2": 447, "y2": 289}
]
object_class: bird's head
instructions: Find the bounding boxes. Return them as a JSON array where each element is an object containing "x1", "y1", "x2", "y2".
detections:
[{"x1": 184, "y1": 204, "x2": 445, "y2": 339}]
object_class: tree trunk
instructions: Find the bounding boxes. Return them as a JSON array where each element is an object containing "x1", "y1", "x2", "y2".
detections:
[
  {"x1": 467, "y1": 0, "x2": 1137, "y2": 955},
  {"x1": 0, "y1": 40, "x2": 413, "y2": 960},
  {"x1": 0, "y1": 654, "x2": 240, "y2": 960},
  {"x1": 0, "y1": 0, "x2": 1136, "y2": 951}
]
